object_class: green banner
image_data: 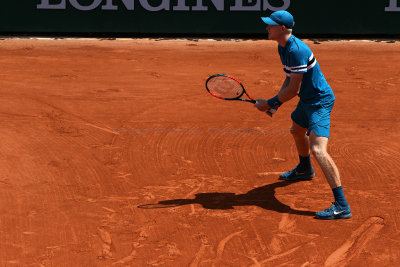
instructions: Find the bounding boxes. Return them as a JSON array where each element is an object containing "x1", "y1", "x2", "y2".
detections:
[{"x1": 0, "y1": 0, "x2": 399, "y2": 35}]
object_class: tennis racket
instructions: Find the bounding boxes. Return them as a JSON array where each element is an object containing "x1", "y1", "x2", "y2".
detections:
[{"x1": 205, "y1": 74, "x2": 276, "y2": 116}]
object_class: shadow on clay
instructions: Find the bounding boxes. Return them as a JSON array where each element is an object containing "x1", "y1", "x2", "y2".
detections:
[{"x1": 138, "y1": 180, "x2": 315, "y2": 217}]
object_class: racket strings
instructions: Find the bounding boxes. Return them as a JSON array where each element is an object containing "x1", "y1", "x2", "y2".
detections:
[{"x1": 207, "y1": 76, "x2": 244, "y2": 99}]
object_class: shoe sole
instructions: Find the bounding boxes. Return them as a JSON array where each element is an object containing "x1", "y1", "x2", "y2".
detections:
[
  {"x1": 279, "y1": 172, "x2": 315, "y2": 181},
  {"x1": 314, "y1": 213, "x2": 352, "y2": 220}
]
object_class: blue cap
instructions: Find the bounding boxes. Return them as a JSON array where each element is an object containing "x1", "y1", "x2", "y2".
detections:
[{"x1": 261, "y1": 11, "x2": 294, "y2": 29}]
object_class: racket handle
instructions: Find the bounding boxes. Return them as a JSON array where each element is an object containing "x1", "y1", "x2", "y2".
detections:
[{"x1": 266, "y1": 109, "x2": 276, "y2": 117}]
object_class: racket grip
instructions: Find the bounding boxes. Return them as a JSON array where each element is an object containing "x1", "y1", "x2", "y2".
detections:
[{"x1": 266, "y1": 109, "x2": 276, "y2": 117}]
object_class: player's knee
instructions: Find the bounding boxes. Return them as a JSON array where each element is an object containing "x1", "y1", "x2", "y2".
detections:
[{"x1": 310, "y1": 145, "x2": 326, "y2": 159}]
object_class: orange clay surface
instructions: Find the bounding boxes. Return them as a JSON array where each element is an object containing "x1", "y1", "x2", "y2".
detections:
[{"x1": 0, "y1": 37, "x2": 399, "y2": 266}]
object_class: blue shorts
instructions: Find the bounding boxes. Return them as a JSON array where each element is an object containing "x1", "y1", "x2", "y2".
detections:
[{"x1": 291, "y1": 100, "x2": 334, "y2": 138}]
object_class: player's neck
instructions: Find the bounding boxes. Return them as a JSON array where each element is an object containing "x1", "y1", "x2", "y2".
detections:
[{"x1": 277, "y1": 33, "x2": 292, "y2": 47}]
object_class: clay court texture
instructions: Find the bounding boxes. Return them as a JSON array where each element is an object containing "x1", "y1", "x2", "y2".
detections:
[{"x1": 0, "y1": 37, "x2": 399, "y2": 266}]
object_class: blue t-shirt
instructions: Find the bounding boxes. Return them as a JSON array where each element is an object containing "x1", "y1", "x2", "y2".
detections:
[{"x1": 278, "y1": 35, "x2": 335, "y2": 104}]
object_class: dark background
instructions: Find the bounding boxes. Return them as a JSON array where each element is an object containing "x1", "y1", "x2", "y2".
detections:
[{"x1": 0, "y1": 0, "x2": 399, "y2": 36}]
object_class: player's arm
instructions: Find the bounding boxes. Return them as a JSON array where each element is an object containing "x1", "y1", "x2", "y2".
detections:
[
  {"x1": 278, "y1": 76, "x2": 290, "y2": 93},
  {"x1": 277, "y1": 73, "x2": 303, "y2": 103},
  {"x1": 254, "y1": 74, "x2": 302, "y2": 112},
  {"x1": 254, "y1": 77, "x2": 289, "y2": 111}
]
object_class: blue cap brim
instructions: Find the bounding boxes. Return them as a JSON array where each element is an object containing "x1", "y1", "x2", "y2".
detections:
[{"x1": 261, "y1": 17, "x2": 279, "y2": 25}]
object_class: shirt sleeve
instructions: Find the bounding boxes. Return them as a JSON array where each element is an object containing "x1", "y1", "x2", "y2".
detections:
[{"x1": 287, "y1": 49, "x2": 308, "y2": 73}]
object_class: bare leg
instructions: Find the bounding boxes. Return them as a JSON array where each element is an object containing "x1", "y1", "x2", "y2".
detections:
[
  {"x1": 309, "y1": 131, "x2": 341, "y2": 188},
  {"x1": 290, "y1": 122, "x2": 310, "y2": 157},
  {"x1": 280, "y1": 122, "x2": 314, "y2": 180},
  {"x1": 311, "y1": 131, "x2": 351, "y2": 219}
]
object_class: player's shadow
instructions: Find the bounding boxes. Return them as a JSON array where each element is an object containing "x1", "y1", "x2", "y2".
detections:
[{"x1": 138, "y1": 180, "x2": 315, "y2": 217}]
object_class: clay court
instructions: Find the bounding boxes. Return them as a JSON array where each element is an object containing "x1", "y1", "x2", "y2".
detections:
[{"x1": 0, "y1": 38, "x2": 399, "y2": 266}]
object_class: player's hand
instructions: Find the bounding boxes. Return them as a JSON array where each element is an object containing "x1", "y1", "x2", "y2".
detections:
[{"x1": 254, "y1": 99, "x2": 271, "y2": 112}]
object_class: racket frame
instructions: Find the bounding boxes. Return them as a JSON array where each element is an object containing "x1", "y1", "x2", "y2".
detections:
[
  {"x1": 205, "y1": 74, "x2": 256, "y2": 103},
  {"x1": 205, "y1": 73, "x2": 276, "y2": 116}
]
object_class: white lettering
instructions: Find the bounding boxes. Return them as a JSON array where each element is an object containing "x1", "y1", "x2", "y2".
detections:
[
  {"x1": 191, "y1": 0, "x2": 224, "y2": 11},
  {"x1": 231, "y1": 0, "x2": 260, "y2": 11},
  {"x1": 385, "y1": 0, "x2": 400, "y2": 11},
  {"x1": 37, "y1": 0, "x2": 66, "y2": 9},
  {"x1": 264, "y1": 0, "x2": 290, "y2": 11},
  {"x1": 139, "y1": 0, "x2": 169, "y2": 11},
  {"x1": 36, "y1": 0, "x2": 291, "y2": 11},
  {"x1": 173, "y1": 0, "x2": 190, "y2": 11},
  {"x1": 102, "y1": 0, "x2": 135, "y2": 10},
  {"x1": 69, "y1": 0, "x2": 102, "y2": 11}
]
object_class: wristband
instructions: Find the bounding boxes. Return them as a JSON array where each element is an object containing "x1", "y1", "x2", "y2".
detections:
[{"x1": 267, "y1": 95, "x2": 283, "y2": 108}]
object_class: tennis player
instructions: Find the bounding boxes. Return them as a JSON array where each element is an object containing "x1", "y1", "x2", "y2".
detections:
[{"x1": 255, "y1": 11, "x2": 351, "y2": 220}]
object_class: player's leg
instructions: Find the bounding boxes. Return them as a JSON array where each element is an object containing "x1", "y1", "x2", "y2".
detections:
[
  {"x1": 280, "y1": 121, "x2": 315, "y2": 181},
  {"x1": 291, "y1": 122, "x2": 310, "y2": 157},
  {"x1": 309, "y1": 132, "x2": 340, "y2": 188},
  {"x1": 280, "y1": 104, "x2": 315, "y2": 181},
  {"x1": 309, "y1": 132, "x2": 351, "y2": 219}
]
